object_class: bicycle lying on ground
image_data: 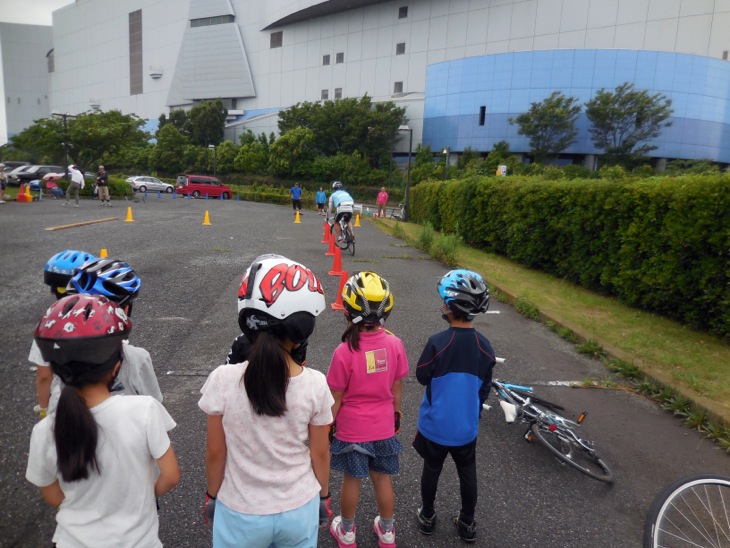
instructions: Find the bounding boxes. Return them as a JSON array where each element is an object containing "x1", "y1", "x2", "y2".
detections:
[
  {"x1": 389, "y1": 203, "x2": 405, "y2": 221},
  {"x1": 328, "y1": 216, "x2": 355, "y2": 256},
  {"x1": 643, "y1": 473, "x2": 730, "y2": 547},
  {"x1": 485, "y1": 358, "x2": 613, "y2": 483}
]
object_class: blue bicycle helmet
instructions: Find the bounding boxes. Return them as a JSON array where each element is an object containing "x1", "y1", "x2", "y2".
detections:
[
  {"x1": 69, "y1": 258, "x2": 141, "y2": 306},
  {"x1": 437, "y1": 269, "x2": 489, "y2": 320},
  {"x1": 44, "y1": 250, "x2": 97, "y2": 290}
]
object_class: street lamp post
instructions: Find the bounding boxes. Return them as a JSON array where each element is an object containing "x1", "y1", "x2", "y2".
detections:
[
  {"x1": 398, "y1": 124, "x2": 412, "y2": 222},
  {"x1": 52, "y1": 112, "x2": 74, "y2": 174},
  {"x1": 443, "y1": 146, "x2": 451, "y2": 179},
  {"x1": 208, "y1": 144, "x2": 217, "y2": 177}
]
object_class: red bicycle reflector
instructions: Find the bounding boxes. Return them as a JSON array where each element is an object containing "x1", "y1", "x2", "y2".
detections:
[
  {"x1": 549, "y1": 424, "x2": 557, "y2": 432},
  {"x1": 578, "y1": 412, "x2": 587, "y2": 423}
]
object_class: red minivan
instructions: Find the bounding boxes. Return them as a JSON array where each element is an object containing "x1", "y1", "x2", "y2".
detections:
[{"x1": 176, "y1": 174, "x2": 232, "y2": 199}]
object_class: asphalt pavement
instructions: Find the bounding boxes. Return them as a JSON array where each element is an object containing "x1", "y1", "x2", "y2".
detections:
[{"x1": 1, "y1": 195, "x2": 728, "y2": 547}]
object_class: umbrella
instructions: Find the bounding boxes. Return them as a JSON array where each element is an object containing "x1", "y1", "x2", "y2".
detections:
[{"x1": 42, "y1": 172, "x2": 65, "y2": 180}]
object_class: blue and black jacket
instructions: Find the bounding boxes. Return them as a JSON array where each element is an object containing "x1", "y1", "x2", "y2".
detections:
[{"x1": 416, "y1": 326, "x2": 495, "y2": 446}]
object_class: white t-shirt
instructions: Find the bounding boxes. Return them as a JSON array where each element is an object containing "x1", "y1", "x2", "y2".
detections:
[
  {"x1": 198, "y1": 362, "x2": 334, "y2": 515},
  {"x1": 29, "y1": 339, "x2": 163, "y2": 414},
  {"x1": 26, "y1": 396, "x2": 175, "y2": 548}
]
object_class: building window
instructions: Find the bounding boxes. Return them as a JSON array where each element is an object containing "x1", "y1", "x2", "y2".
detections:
[
  {"x1": 396, "y1": 42, "x2": 406, "y2": 55},
  {"x1": 335, "y1": 88, "x2": 342, "y2": 99},
  {"x1": 393, "y1": 81, "x2": 403, "y2": 94},
  {"x1": 46, "y1": 49, "x2": 55, "y2": 73},
  {"x1": 129, "y1": 10, "x2": 143, "y2": 95},
  {"x1": 191, "y1": 15, "x2": 235, "y2": 27},
  {"x1": 270, "y1": 31, "x2": 283, "y2": 48},
  {"x1": 479, "y1": 106, "x2": 486, "y2": 126},
  {"x1": 336, "y1": 52, "x2": 344, "y2": 63},
  {"x1": 323, "y1": 54, "x2": 330, "y2": 66},
  {"x1": 399, "y1": 6, "x2": 408, "y2": 19},
  {"x1": 724, "y1": 50, "x2": 729, "y2": 61},
  {"x1": 321, "y1": 89, "x2": 329, "y2": 100}
]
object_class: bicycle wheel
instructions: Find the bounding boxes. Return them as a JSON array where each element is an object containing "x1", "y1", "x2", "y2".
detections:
[
  {"x1": 346, "y1": 227, "x2": 355, "y2": 256},
  {"x1": 643, "y1": 473, "x2": 730, "y2": 548},
  {"x1": 530, "y1": 422, "x2": 613, "y2": 483}
]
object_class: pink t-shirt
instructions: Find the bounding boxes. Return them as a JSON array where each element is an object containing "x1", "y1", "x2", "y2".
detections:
[
  {"x1": 198, "y1": 362, "x2": 333, "y2": 515},
  {"x1": 327, "y1": 329, "x2": 409, "y2": 443},
  {"x1": 377, "y1": 191, "x2": 389, "y2": 205}
]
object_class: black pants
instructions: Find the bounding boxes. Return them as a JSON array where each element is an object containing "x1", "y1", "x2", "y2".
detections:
[
  {"x1": 292, "y1": 199, "x2": 302, "y2": 210},
  {"x1": 413, "y1": 430, "x2": 478, "y2": 523}
]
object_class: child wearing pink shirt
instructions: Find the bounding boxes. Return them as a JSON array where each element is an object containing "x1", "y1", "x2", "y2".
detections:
[{"x1": 327, "y1": 272, "x2": 409, "y2": 548}]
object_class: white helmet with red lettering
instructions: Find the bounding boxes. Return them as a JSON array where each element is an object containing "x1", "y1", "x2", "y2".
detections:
[{"x1": 237, "y1": 254, "x2": 326, "y2": 344}]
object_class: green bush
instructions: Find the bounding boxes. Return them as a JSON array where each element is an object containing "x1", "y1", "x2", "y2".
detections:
[
  {"x1": 430, "y1": 233, "x2": 460, "y2": 267},
  {"x1": 410, "y1": 174, "x2": 730, "y2": 337},
  {"x1": 417, "y1": 222, "x2": 435, "y2": 251}
]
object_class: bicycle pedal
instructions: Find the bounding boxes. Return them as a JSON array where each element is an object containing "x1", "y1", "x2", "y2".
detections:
[{"x1": 523, "y1": 429, "x2": 534, "y2": 443}]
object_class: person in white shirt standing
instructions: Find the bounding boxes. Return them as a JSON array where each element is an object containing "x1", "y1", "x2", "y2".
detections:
[
  {"x1": 64, "y1": 164, "x2": 85, "y2": 207},
  {"x1": 26, "y1": 294, "x2": 180, "y2": 548},
  {"x1": 199, "y1": 255, "x2": 333, "y2": 547}
]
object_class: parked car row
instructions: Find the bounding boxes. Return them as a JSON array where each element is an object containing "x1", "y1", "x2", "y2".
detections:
[
  {"x1": 125, "y1": 176, "x2": 174, "y2": 193},
  {"x1": 7, "y1": 164, "x2": 64, "y2": 185}
]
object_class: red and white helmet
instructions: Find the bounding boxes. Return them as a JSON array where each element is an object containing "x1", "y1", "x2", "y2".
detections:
[
  {"x1": 34, "y1": 294, "x2": 131, "y2": 385},
  {"x1": 237, "y1": 254, "x2": 325, "y2": 343}
]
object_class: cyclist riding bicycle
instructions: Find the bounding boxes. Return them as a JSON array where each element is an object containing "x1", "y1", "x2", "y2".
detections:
[{"x1": 327, "y1": 181, "x2": 355, "y2": 243}]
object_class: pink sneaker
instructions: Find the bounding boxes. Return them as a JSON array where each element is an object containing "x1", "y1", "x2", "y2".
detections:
[
  {"x1": 330, "y1": 516, "x2": 357, "y2": 547},
  {"x1": 373, "y1": 516, "x2": 396, "y2": 547}
]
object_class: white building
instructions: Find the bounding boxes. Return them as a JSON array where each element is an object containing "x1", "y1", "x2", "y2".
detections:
[
  {"x1": 0, "y1": 23, "x2": 53, "y2": 145},
  {"x1": 49, "y1": 0, "x2": 730, "y2": 162}
]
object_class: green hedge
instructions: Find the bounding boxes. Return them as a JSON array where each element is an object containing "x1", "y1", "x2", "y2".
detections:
[{"x1": 410, "y1": 175, "x2": 730, "y2": 337}]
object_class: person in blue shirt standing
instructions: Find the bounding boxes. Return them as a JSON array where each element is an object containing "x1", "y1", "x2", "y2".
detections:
[
  {"x1": 290, "y1": 182, "x2": 303, "y2": 215},
  {"x1": 413, "y1": 269, "x2": 495, "y2": 544},
  {"x1": 316, "y1": 186, "x2": 327, "y2": 216}
]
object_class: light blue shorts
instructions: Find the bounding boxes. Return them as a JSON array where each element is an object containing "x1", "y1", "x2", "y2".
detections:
[{"x1": 213, "y1": 495, "x2": 319, "y2": 548}]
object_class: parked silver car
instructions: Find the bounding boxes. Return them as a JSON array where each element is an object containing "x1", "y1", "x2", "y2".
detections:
[{"x1": 126, "y1": 176, "x2": 174, "y2": 193}]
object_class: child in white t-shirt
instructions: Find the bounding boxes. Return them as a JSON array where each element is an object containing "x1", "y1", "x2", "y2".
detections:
[
  {"x1": 199, "y1": 255, "x2": 333, "y2": 547},
  {"x1": 26, "y1": 294, "x2": 179, "y2": 547}
]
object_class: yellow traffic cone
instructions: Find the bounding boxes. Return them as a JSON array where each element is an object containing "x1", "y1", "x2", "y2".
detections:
[
  {"x1": 100, "y1": 248, "x2": 108, "y2": 258},
  {"x1": 354, "y1": 214, "x2": 361, "y2": 227},
  {"x1": 294, "y1": 210, "x2": 301, "y2": 224},
  {"x1": 203, "y1": 210, "x2": 211, "y2": 226},
  {"x1": 124, "y1": 207, "x2": 134, "y2": 222},
  {"x1": 25, "y1": 184, "x2": 32, "y2": 200}
]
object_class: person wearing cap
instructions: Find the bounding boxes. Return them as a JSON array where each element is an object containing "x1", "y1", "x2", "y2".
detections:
[
  {"x1": 96, "y1": 165, "x2": 110, "y2": 207},
  {"x1": 0, "y1": 163, "x2": 7, "y2": 203}
]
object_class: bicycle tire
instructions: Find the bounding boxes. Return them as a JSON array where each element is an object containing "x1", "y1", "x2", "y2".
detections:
[
  {"x1": 530, "y1": 422, "x2": 613, "y2": 483},
  {"x1": 510, "y1": 388, "x2": 565, "y2": 411},
  {"x1": 643, "y1": 473, "x2": 730, "y2": 548}
]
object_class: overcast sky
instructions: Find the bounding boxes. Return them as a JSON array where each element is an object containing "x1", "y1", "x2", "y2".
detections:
[{"x1": 0, "y1": 0, "x2": 74, "y2": 25}]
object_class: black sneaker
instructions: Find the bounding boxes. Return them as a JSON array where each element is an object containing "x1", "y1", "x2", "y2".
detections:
[
  {"x1": 452, "y1": 516, "x2": 477, "y2": 543},
  {"x1": 417, "y1": 507, "x2": 436, "y2": 535}
]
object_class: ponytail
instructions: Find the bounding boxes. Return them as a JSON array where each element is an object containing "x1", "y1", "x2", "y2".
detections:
[
  {"x1": 342, "y1": 322, "x2": 361, "y2": 352},
  {"x1": 54, "y1": 385, "x2": 100, "y2": 482},
  {"x1": 243, "y1": 329, "x2": 290, "y2": 416}
]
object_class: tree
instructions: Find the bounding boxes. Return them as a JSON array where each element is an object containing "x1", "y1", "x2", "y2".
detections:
[
  {"x1": 188, "y1": 99, "x2": 228, "y2": 146},
  {"x1": 157, "y1": 109, "x2": 190, "y2": 138},
  {"x1": 510, "y1": 91, "x2": 580, "y2": 163},
  {"x1": 149, "y1": 124, "x2": 189, "y2": 174},
  {"x1": 277, "y1": 96, "x2": 406, "y2": 168},
  {"x1": 585, "y1": 82, "x2": 673, "y2": 165},
  {"x1": 268, "y1": 127, "x2": 316, "y2": 177}
]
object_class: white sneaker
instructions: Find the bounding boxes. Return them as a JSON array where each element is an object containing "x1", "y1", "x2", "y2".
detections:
[
  {"x1": 0, "y1": 200, "x2": 5, "y2": 204},
  {"x1": 74, "y1": 204, "x2": 79, "y2": 208},
  {"x1": 330, "y1": 516, "x2": 356, "y2": 547},
  {"x1": 373, "y1": 516, "x2": 396, "y2": 547}
]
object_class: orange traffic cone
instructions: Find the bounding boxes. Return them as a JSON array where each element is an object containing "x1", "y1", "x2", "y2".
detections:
[
  {"x1": 329, "y1": 245, "x2": 344, "y2": 276},
  {"x1": 325, "y1": 228, "x2": 336, "y2": 256},
  {"x1": 330, "y1": 271, "x2": 348, "y2": 310},
  {"x1": 17, "y1": 183, "x2": 29, "y2": 202},
  {"x1": 124, "y1": 207, "x2": 134, "y2": 222},
  {"x1": 354, "y1": 214, "x2": 361, "y2": 227},
  {"x1": 294, "y1": 210, "x2": 301, "y2": 224},
  {"x1": 203, "y1": 210, "x2": 211, "y2": 226},
  {"x1": 321, "y1": 221, "x2": 329, "y2": 244},
  {"x1": 100, "y1": 248, "x2": 108, "y2": 258}
]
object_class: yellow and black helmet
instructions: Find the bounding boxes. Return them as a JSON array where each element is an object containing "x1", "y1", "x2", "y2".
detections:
[{"x1": 341, "y1": 271, "x2": 394, "y2": 325}]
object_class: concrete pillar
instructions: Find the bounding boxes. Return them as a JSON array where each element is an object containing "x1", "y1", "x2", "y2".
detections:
[
  {"x1": 582, "y1": 155, "x2": 597, "y2": 171},
  {"x1": 655, "y1": 158, "x2": 667, "y2": 172}
]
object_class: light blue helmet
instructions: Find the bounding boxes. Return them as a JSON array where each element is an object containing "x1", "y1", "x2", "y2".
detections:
[
  {"x1": 69, "y1": 257, "x2": 141, "y2": 306},
  {"x1": 44, "y1": 250, "x2": 97, "y2": 289},
  {"x1": 437, "y1": 269, "x2": 489, "y2": 319}
]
